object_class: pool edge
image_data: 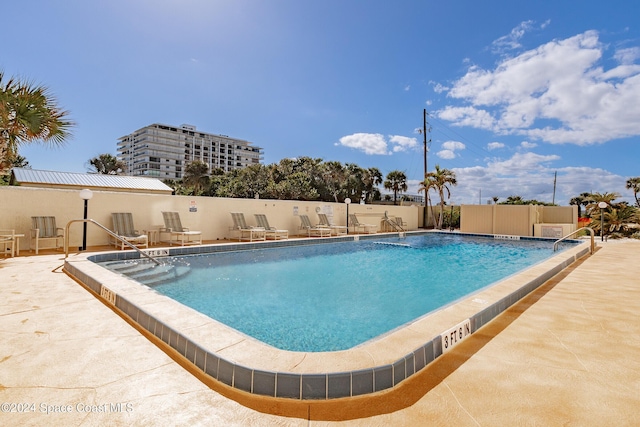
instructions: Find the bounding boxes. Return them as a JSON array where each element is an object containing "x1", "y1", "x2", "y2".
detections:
[{"x1": 63, "y1": 232, "x2": 591, "y2": 401}]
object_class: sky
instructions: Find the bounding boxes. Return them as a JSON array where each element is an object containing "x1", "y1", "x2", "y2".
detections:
[{"x1": 3, "y1": 0, "x2": 640, "y2": 205}]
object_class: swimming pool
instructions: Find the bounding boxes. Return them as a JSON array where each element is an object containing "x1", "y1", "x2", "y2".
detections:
[
  {"x1": 65, "y1": 231, "x2": 591, "y2": 400},
  {"x1": 138, "y1": 234, "x2": 576, "y2": 352}
]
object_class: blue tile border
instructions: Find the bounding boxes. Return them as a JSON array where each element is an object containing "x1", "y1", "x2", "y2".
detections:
[{"x1": 67, "y1": 232, "x2": 589, "y2": 400}]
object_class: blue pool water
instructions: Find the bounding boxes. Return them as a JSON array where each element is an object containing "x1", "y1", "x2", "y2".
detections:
[{"x1": 113, "y1": 234, "x2": 575, "y2": 352}]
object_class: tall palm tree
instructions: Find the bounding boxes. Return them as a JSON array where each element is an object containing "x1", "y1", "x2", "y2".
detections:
[
  {"x1": 0, "y1": 72, "x2": 73, "y2": 172},
  {"x1": 383, "y1": 170, "x2": 408, "y2": 205},
  {"x1": 182, "y1": 160, "x2": 210, "y2": 195},
  {"x1": 87, "y1": 153, "x2": 126, "y2": 175},
  {"x1": 421, "y1": 165, "x2": 457, "y2": 229},
  {"x1": 418, "y1": 175, "x2": 437, "y2": 228},
  {"x1": 626, "y1": 177, "x2": 640, "y2": 207}
]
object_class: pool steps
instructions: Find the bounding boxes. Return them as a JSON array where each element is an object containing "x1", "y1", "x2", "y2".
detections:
[{"x1": 105, "y1": 261, "x2": 191, "y2": 286}]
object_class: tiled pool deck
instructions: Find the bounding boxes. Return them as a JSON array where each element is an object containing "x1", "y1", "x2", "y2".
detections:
[{"x1": 1, "y1": 237, "x2": 639, "y2": 425}]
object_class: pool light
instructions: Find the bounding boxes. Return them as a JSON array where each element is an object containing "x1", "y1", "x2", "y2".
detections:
[
  {"x1": 79, "y1": 189, "x2": 93, "y2": 251},
  {"x1": 345, "y1": 197, "x2": 351, "y2": 234},
  {"x1": 597, "y1": 201, "x2": 608, "y2": 241}
]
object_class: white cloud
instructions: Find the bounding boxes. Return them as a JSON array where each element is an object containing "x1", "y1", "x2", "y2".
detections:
[
  {"x1": 437, "y1": 30, "x2": 640, "y2": 145},
  {"x1": 432, "y1": 82, "x2": 449, "y2": 94},
  {"x1": 487, "y1": 142, "x2": 505, "y2": 150},
  {"x1": 390, "y1": 135, "x2": 418, "y2": 152},
  {"x1": 488, "y1": 152, "x2": 560, "y2": 175},
  {"x1": 614, "y1": 47, "x2": 640, "y2": 65},
  {"x1": 520, "y1": 141, "x2": 537, "y2": 148},
  {"x1": 442, "y1": 140, "x2": 466, "y2": 151},
  {"x1": 338, "y1": 133, "x2": 389, "y2": 155},
  {"x1": 437, "y1": 150, "x2": 456, "y2": 160},
  {"x1": 445, "y1": 152, "x2": 628, "y2": 205},
  {"x1": 491, "y1": 20, "x2": 535, "y2": 53},
  {"x1": 404, "y1": 85, "x2": 411, "y2": 91},
  {"x1": 337, "y1": 133, "x2": 419, "y2": 155},
  {"x1": 437, "y1": 106, "x2": 496, "y2": 130},
  {"x1": 436, "y1": 140, "x2": 465, "y2": 160}
]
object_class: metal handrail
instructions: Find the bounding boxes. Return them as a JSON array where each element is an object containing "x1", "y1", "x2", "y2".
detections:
[
  {"x1": 383, "y1": 211, "x2": 405, "y2": 232},
  {"x1": 64, "y1": 219, "x2": 161, "y2": 265},
  {"x1": 553, "y1": 227, "x2": 595, "y2": 254}
]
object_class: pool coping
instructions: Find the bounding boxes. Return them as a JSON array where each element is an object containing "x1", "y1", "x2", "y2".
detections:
[{"x1": 63, "y1": 231, "x2": 591, "y2": 400}]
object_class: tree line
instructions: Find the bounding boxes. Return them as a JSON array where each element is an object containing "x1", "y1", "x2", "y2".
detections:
[
  {"x1": 168, "y1": 157, "x2": 386, "y2": 203},
  {"x1": 84, "y1": 154, "x2": 459, "y2": 229}
]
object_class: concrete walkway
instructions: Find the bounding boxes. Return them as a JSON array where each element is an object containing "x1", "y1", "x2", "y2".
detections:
[{"x1": 1, "y1": 240, "x2": 639, "y2": 426}]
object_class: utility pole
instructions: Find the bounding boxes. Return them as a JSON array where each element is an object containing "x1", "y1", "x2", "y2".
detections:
[
  {"x1": 423, "y1": 108, "x2": 428, "y2": 179},
  {"x1": 421, "y1": 109, "x2": 431, "y2": 228},
  {"x1": 552, "y1": 171, "x2": 557, "y2": 205}
]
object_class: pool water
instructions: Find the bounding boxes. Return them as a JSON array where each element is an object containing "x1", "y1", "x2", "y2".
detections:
[{"x1": 122, "y1": 234, "x2": 574, "y2": 352}]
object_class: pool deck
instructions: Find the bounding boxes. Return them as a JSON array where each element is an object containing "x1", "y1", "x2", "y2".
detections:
[{"x1": 1, "y1": 239, "x2": 639, "y2": 426}]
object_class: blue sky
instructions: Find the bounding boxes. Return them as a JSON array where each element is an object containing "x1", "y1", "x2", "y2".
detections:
[{"x1": 3, "y1": 0, "x2": 639, "y2": 205}]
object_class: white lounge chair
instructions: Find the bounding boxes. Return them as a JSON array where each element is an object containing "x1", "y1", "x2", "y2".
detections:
[
  {"x1": 30, "y1": 216, "x2": 64, "y2": 254},
  {"x1": 254, "y1": 214, "x2": 288, "y2": 240},
  {"x1": 348, "y1": 214, "x2": 376, "y2": 234},
  {"x1": 111, "y1": 213, "x2": 149, "y2": 250},
  {"x1": 299, "y1": 214, "x2": 331, "y2": 237},
  {"x1": 230, "y1": 212, "x2": 266, "y2": 242},
  {"x1": 317, "y1": 213, "x2": 347, "y2": 236},
  {"x1": 160, "y1": 211, "x2": 202, "y2": 246}
]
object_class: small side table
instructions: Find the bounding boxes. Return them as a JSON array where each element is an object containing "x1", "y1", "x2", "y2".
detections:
[
  {"x1": 0, "y1": 232, "x2": 24, "y2": 257},
  {"x1": 144, "y1": 229, "x2": 159, "y2": 246}
]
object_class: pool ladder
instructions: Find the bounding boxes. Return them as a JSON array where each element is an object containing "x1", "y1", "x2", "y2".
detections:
[
  {"x1": 383, "y1": 211, "x2": 405, "y2": 232},
  {"x1": 64, "y1": 219, "x2": 162, "y2": 265},
  {"x1": 553, "y1": 227, "x2": 595, "y2": 255}
]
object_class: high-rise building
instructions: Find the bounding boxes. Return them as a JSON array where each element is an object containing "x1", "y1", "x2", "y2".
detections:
[{"x1": 117, "y1": 123, "x2": 263, "y2": 179}]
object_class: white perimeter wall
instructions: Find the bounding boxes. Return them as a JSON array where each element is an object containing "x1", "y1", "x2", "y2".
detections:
[{"x1": 0, "y1": 187, "x2": 420, "y2": 250}]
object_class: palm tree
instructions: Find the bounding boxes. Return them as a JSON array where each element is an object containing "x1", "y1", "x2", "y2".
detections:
[
  {"x1": 626, "y1": 177, "x2": 640, "y2": 207},
  {"x1": 0, "y1": 72, "x2": 73, "y2": 172},
  {"x1": 421, "y1": 165, "x2": 457, "y2": 229},
  {"x1": 504, "y1": 195, "x2": 525, "y2": 205},
  {"x1": 383, "y1": 170, "x2": 408, "y2": 205},
  {"x1": 87, "y1": 153, "x2": 126, "y2": 175},
  {"x1": 363, "y1": 167, "x2": 383, "y2": 203},
  {"x1": 585, "y1": 192, "x2": 620, "y2": 217},
  {"x1": 418, "y1": 175, "x2": 437, "y2": 228},
  {"x1": 182, "y1": 160, "x2": 210, "y2": 195},
  {"x1": 606, "y1": 205, "x2": 639, "y2": 234}
]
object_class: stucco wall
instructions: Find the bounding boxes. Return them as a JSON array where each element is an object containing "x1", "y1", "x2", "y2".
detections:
[{"x1": 460, "y1": 204, "x2": 577, "y2": 237}]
